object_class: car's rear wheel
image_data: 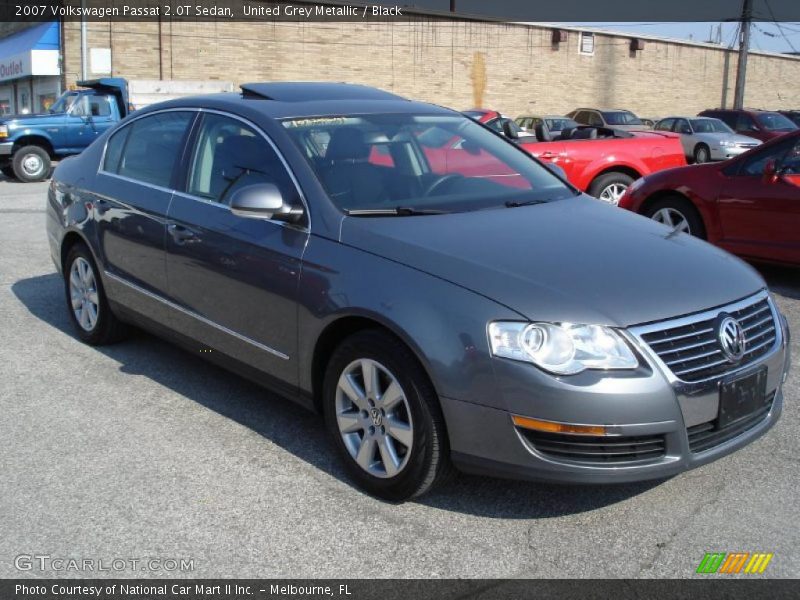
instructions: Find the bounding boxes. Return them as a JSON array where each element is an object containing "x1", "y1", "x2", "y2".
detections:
[
  {"x1": 12, "y1": 145, "x2": 51, "y2": 183},
  {"x1": 693, "y1": 144, "x2": 710, "y2": 164},
  {"x1": 643, "y1": 195, "x2": 706, "y2": 239},
  {"x1": 63, "y1": 243, "x2": 128, "y2": 345},
  {"x1": 589, "y1": 172, "x2": 635, "y2": 205},
  {"x1": 322, "y1": 330, "x2": 452, "y2": 501}
]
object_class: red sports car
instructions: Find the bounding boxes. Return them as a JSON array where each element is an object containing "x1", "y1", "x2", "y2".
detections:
[
  {"x1": 618, "y1": 130, "x2": 800, "y2": 266},
  {"x1": 465, "y1": 109, "x2": 687, "y2": 203}
]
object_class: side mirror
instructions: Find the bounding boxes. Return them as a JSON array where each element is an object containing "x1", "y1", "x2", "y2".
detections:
[
  {"x1": 501, "y1": 120, "x2": 519, "y2": 140},
  {"x1": 762, "y1": 159, "x2": 780, "y2": 184},
  {"x1": 681, "y1": 127, "x2": 692, "y2": 135},
  {"x1": 229, "y1": 183, "x2": 303, "y2": 223}
]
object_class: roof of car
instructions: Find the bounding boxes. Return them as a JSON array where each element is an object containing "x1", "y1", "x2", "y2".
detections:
[{"x1": 136, "y1": 82, "x2": 455, "y2": 119}]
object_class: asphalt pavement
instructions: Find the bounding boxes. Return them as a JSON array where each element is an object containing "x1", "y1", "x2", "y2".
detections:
[{"x1": 0, "y1": 177, "x2": 797, "y2": 579}]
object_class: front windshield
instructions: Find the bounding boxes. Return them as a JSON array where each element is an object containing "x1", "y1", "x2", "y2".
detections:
[
  {"x1": 602, "y1": 111, "x2": 642, "y2": 126},
  {"x1": 49, "y1": 91, "x2": 80, "y2": 114},
  {"x1": 756, "y1": 112, "x2": 798, "y2": 132},
  {"x1": 690, "y1": 118, "x2": 733, "y2": 134},
  {"x1": 281, "y1": 114, "x2": 575, "y2": 213}
]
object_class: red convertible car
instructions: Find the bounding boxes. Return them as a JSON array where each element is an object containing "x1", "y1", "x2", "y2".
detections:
[
  {"x1": 618, "y1": 130, "x2": 800, "y2": 266},
  {"x1": 465, "y1": 110, "x2": 687, "y2": 203}
]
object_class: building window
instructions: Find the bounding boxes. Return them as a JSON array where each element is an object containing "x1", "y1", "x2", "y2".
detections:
[{"x1": 579, "y1": 32, "x2": 595, "y2": 55}]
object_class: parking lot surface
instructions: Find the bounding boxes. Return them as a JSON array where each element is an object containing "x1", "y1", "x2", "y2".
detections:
[{"x1": 1, "y1": 177, "x2": 798, "y2": 578}]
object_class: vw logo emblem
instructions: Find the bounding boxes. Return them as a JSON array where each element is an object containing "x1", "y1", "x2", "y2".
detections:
[{"x1": 717, "y1": 315, "x2": 746, "y2": 362}]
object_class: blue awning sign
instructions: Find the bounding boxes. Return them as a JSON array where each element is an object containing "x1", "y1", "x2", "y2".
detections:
[{"x1": 0, "y1": 22, "x2": 61, "y2": 83}]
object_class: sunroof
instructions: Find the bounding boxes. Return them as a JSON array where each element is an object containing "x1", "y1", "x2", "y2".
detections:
[{"x1": 240, "y1": 82, "x2": 405, "y2": 102}]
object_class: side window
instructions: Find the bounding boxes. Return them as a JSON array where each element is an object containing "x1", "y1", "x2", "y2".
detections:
[
  {"x1": 187, "y1": 112, "x2": 297, "y2": 206},
  {"x1": 739, "y1": 137, "x2": 798, "y2": 176},
  {"x1": 110, "y1": 111, "x2": 193, "y2": 187},
  {"x1": 88, "y1": 95, "x2": 112, "y2": 117},
  {"x1": 573, "y1": 111, "x2": 588, "y2": 124},
  {"x1": 103, "y1": 125, "x2": 131, "y2": 173},
  {"x1": 70, "y1": 96, "x2": 88, "y2": 117},
  {"x1": 735, "y1": 113, "x2": 757, "y2": 133},
  {"x1": 674, "y1": 119, "x2": 691, "y2": 134},
  {"x1": 588, "y1": 112, "x2": 603, "y2": 127},
  {"x1": 485, "y1": 118, "x2": 504, "y2": 133},
  {"x1": 655, "y1": 118, "x2": 674, "y2": 131}
]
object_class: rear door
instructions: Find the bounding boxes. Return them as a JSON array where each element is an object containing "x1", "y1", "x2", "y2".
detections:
[
  {"x1": 94, "y1": 109, "x2": 195, "y2": 297},
  {"x1": 165, "y1": 111, "x2": 308, "y2": 390},
  {"x1": 717, "y1": 136, "x2": 800, "y2": 263}
]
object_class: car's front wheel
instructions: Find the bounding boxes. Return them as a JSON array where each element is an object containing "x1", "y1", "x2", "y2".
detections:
[
  {"x1": 323, "y1": 330, "x2": 452, "y2": 501},
  {"x1": 643, "y1": 195, "x2": 706, "y2": 239},
  {"x1": 693, "y1": 144, "x2": 710, "y2": 164},
  {"x1": 12, "y1": 145, "x2": 51, "y2": 183},
  {"x1": 63, "y1": 243, "x2": 128, "y2": 345}
]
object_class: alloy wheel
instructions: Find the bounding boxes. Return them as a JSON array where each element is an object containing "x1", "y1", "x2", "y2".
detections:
[
  {"x1": 69, "y1": 257, "x2": 100, "y2": 331},
  {"x1": 652, "y1": 207, "x2": 691, "y2": 234},
  {"x1": 598, "y1": 183, "x2": 627, "y2": 205},
  {"x1": 334, "y1": 358, "x2": 413, "y2": 478}
]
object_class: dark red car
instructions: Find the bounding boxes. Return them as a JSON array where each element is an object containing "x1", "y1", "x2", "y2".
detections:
[
  {"x1": 618, "y1": 130, "x2": 800, "y2": 266},
  {"x1": 465, "y1": 109, "x2": 687, "y2": 203},
  {"x1": 698, "y1": 108, "x2": 798, "y2": 143}
]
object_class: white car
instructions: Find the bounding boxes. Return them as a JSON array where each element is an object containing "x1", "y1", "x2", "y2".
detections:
[{"x1": 654, "y1": 116, "x2": 761, "y2": 163}]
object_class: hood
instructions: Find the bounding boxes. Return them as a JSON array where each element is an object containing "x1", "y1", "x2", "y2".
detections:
[
  {"x1": 340, "y1": 196, "x2": 764, "y2": 327},
  {"x1": 0, "y1": 111, "x2": 63, "y2": 124}
]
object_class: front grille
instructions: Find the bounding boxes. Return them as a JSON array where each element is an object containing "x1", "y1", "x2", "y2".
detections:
[
  {"x1": 736, "y1": 143, "x2": 759, "y2": 148},
  {"x1": 520, "y1": 430, "x2": 666, "y2": 465},
  {"x1": 639, "y1": 296, "x2": 777, "y2": 382},
  {"x1": 687, "y1": 391, "x2": 775, "y2": 453}
]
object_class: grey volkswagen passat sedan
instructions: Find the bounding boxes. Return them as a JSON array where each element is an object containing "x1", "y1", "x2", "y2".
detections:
[{"x1": 47, "y1": 83, "x2": 791, "y2": 501}]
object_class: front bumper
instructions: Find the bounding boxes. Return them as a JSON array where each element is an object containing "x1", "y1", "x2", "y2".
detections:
[
  {"x1": 0, "y1": 141, "x2": 13, "y2": 156},
  {"x1": 444, "y1": 295, "x2": 790, "y2": 484}
]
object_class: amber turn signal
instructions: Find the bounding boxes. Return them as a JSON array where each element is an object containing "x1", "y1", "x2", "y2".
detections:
[{"x1": 512, "y1": 415, "x2": 607, "y2": 436}]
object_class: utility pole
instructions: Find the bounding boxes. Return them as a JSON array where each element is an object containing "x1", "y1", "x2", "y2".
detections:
[{"x1": 733, "y1": 0, "x2": 753, "y2": 109}]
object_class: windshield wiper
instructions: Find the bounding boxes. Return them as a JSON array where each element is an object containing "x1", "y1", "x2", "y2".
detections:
[
  {"x1": 504, "y1": 199, "x2": 550, "y2": 208},
  {"x1": 344, "y1": 206, "x2": 448, "y2": 216}
]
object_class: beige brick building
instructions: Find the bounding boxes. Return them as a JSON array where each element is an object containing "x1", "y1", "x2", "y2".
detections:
[{"x1": 3, "y1": 3, "x2": 800, "y2": 117}]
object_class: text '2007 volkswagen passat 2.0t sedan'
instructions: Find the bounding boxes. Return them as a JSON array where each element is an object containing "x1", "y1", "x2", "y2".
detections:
[{"x1": 46, "y1": 83, "x2": 791, "y2": 500}]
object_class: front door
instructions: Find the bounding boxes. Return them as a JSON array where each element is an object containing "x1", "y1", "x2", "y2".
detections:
[
  {"x1": 165, "y1": 112, "x2": 308, "y2": 390},
  {"x1": 717, "y1": 136, "x2": 800, "y2": 264}
]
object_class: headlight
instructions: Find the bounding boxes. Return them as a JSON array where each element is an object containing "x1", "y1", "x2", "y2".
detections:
[
  {"x1": 719, "y1": 139, "x2": 734, "y2": 147},
  {"x1": 488, "y1": 321, "x2": 638, "y2": 375},
  {"x1": 0, "y1": 124, "x2": 7, "y2": 138}
]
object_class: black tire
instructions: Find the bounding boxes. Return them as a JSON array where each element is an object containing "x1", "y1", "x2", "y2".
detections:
[
  {"x1": 588, "y1": 171, "x2": 635, "y2": 204},
  {"x1": 12, "y1": 145, "x2": 51, "y2": 182},
  {"x1": 642, "y1": 194, "x2": 706, "y2": 239},
  {"x1": 1, "y1": 165, "x2": 16, "y2": 179},
  {"x1": 322, "y1": 329, "x2": 454, "y2": 501},
  {"x1": 693, "y1": 144, "x2": 710, "y2": 164},
  {"x1": 63, "y1": 243, "x2": 128, "y2": 345}
]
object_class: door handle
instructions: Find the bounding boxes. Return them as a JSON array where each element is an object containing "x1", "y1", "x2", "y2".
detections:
[
  {"x1": 539, "y1": 152, "x2": 556, "y2": 159},
  {"x1": 167, "y1": 223, "x2": 199, "y2": 244}
]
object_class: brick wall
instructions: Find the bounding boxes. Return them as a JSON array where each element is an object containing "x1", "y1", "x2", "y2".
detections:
[{"x1": 42, "y1": 15, "x2": 800, "y2": 118}]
